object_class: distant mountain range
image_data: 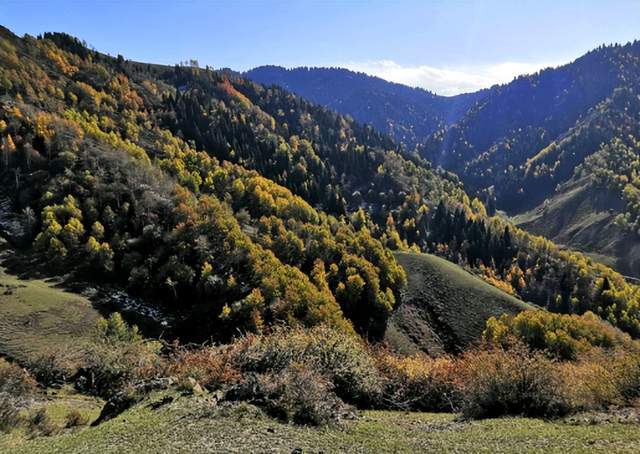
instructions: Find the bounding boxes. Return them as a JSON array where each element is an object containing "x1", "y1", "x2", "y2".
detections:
[
  {"x1": 244, "y1": 65, "x2": 483, "y2": 149},
  {"x1": 246, "y1": 42, "x2": 640, "y2": 277}
]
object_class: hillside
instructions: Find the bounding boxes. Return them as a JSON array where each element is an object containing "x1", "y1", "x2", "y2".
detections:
[
  {"x1": 417, "y1": 43, "x2": 640, "y2": 275},
  {"x1": 3, "y1": 5, "x2": 640, "y2": 451},
  {"x1": 385, "y1": 252, "x2": 533, "y2": 355},
  {"x1": 1, "y1": 27, "x2": 640, "y2": 339},
  {"x1": 0, "y1": 239, "x2": 100, "y2": 364},
  {"x1": 245, "y1": 65, "x2": 482, "y2": 148},
  {"x1": 421, "y1": 41, "x2": 640, "y2": 193},
  {"x1": 513, "y1": 176, "x2": 640, "y2": 278},
  {"x1": 0, "y1": 26, "x2": 421, "y2": 341},
  {"x1": 246, "y1": 47, "x2": 640, "y2": 280}
]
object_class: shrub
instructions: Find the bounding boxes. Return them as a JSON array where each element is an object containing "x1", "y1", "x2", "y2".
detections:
[
  {"x1": 64, "y1": 409, "x2": 89, "y2": 428},
  {"x1": 483, "y1": 310, "x2": 633, "y2": 360},
  {"x1": 232, "y1": 363, "x2": 346, "y2": 425},
  {"x1": 615, "y1": 350, "x2": 640, "y2": 402},
  {"x1": 28, "y1": 349, "x2": 78, "y2": 387},
  {"x1": 168, "y1": 344, "x2": 241, "y2": 390},
  {"x1": 96, "y1": 312, "x2": 142, "y2": 344},
  {"x1": 559, "y1": 350, "x2": 626, "y2": 410},
  {"x1": 28, "y1": 408, "x2": 57, "y2": 436},
  {"x1": 374, "y1": 350, "x2": 457, "y2": 411},
  {"x1": 0, "y1": 394, "x2": 22, "y2": 433},
  {"x1": 78, "y1": 340, "x2": 164, "y2": 399},
  {"x1": 455, "y1": 343, "x2": 570, "y2": 419},
  {"x1": 72, "y1": 314, "x2": 165, "y2": 399},
  {"x1": 0, "y1": 358, "x2": 36, "y2": 395},
  {"x1": 230, "y1": 325, "x2": 383, "y2": 406}
]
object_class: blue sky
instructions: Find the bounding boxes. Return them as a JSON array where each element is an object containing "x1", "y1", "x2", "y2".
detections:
[{"x1": 3, "y1": 0, "x2": 640, "y2": 95}]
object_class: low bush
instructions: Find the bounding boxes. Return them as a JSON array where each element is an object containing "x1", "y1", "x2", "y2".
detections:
[
  {"x1": 454, "y1": 343, "x2": 570, "y2": 419},
  {"x1": 231, "y1": 363, "x2": 347, "y2": 425},
  {"x1": 374, "y1": 350, "x2": 457, "y2": 411},
  {"x1": 64, "y1": 409, "x2": 89, "y2": 428},
  {"x1": 0, "y1": 393, "x2": 22, "y2": 433},
  {"x1": 614, "y1": 350, "x2": 640, "y2": 403},
  {"x1": 77, "y1": 339, "x2": 164, "y2": 399},
  {"x1": 0, "y1": 358, "x2": 36, "y2": 396},
  {"x1": 561, "y1": 348, "x2": 640, "y2": 410},
  {"x1": 29, "y1": 349, "x2": 78, "y2": 387},
  {"x1": 229, "y1": 326, "x2": 383, "y2": 406},
  {"x1": 168, "y1": 344, "x2": 241, "y2": 390},
  {"x1": 28, "y1": 407, "x2": 57, "y2": 436}
]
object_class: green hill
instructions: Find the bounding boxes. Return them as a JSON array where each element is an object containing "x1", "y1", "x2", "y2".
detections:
[{"x1": 385, "y1": 252, "x2": 534, "y2": 355}]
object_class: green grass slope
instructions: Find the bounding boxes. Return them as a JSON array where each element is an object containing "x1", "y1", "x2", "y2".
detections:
[
  {"x1": 3, "y1": 390, "x2": 639, "y2": 453},
  {"x1": 513, "y1": 176, "x2": 640, "y2": 279},
  {"x1": 0, "y1": 240, "x2": 100, "y2": 364},
  {"x1": 385, "y1": 252, "x2": 534, "y2": 355}
]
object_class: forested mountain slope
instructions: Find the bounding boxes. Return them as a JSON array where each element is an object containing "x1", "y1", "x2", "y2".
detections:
[
  {"x1": 421, "y1": 42, "x2": 640, "y2": 183},
  {"x1": 245, "y1": 65, "x2": 482, "y2": 148},
  {"x1": 419, "y1": 42, "x2": 640, "y2": 277},
  {"x1": 1, "y1": 27, "x2": 640, "y2": 340},
  {"x1": 246, "y1": 46, "x2": 640, "y2": 280}
]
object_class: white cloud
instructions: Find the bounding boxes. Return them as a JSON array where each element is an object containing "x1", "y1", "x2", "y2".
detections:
[{"x1": 340, "y1": 60, "x2": 561, "y2": 96}]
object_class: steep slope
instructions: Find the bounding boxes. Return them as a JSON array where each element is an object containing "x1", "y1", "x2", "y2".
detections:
[
  {"x1": 385, "y1": 251, "x2": 534, "y2": 355},
  {"x1": 246, "y1": 51, "x2": 640, "y2": 282},
  {"x1": 245, "y1": 65, "x2": 482, "y2": 148},
  {"x1": 1, "y1": 27, "x2": 640, "y2": 340},
  {"x1": 417, "y1": 42, "x2": 640, "y2": 278},
  {"x1": 422, "y1": 41, "x2": 640, "y2": 173},
  {"x1": 513, "y1": 140, "x2": 640, "y2": 278},
  {"x1": 0, "y1": 27, "x2": 412, "y2": 341}
]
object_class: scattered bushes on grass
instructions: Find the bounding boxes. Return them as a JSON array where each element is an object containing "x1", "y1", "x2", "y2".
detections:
[
  {"x1": 11, "y1": 312, "x2": 640, "y2": 428},
  {"x1": 164, "y1": 324, "x2": 640, "y2": 423}
]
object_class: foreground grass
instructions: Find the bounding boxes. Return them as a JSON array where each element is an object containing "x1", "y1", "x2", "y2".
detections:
[{"x1": 2, "y1": 390, "x2": 639, "y2": 453}]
